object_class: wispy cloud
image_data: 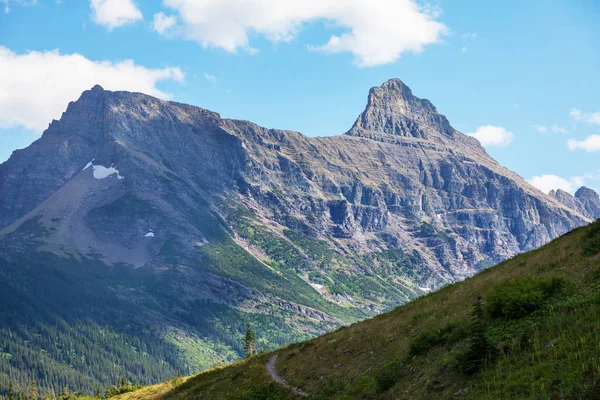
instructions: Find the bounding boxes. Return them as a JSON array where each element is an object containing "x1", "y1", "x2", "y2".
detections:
[
  {"x1": 534, "y1": 125, "x2": 568, "y2": 134},
  {"x1": 152, "y1": 12, "x2": 176, "y2": 35},
  {"x1": 2, "y1": 0, "x2": 37, "y2": 13},
  {"x1": 203, "y1": 73, "x2": 217, "y2": 84},
  {"x1": 570, "y1": 108, "x2": 600, "y2": 126}
]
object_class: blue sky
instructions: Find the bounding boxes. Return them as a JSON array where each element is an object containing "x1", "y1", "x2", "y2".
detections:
[{"x1": 1, "y1": 0, "x2": 599, "y2": 194}]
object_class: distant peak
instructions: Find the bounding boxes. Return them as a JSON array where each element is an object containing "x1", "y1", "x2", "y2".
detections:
[
  {"x1": 575, "y1": 186, "x2": 599, "y2": 199},
  {"x1": 91, "y1": 84, "x2": 104, "y2": 92}
]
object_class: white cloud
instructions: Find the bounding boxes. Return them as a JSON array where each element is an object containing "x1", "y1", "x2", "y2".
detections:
[
  {"x1": 568, "y1": 135, "x2": 600, "y2": 152},
  {"x1": 152, "y1": 11, "x2": 176, "y2": 35},
  {"x1": 203, "y1": 73, "x2": 217, "y2": 83},
  {"x1": 468, "y1": 125, "x2": 514, "y2": 148},
  {"x1": 460, "y1": 47, "x2": 467, "y2": 53},
  {"x1": 158, "y1": 0, "x2": 447, "y2": 67},
  {"x1": 551, "y1": 125, "x2": 568, "y2": 134},
  {"x1": 534, "y1": 125, "x2": 568, "y2": 134},
  {"x1": 90, "y1": 0, "x2": 143, "y2": 30},
  {"x1": 570, "y1": 108, "x2": 600, "y2": 126},
  {"x1": 528, "y1": 174, "x2": 585, "y2": 195},
  {"x1": 0, "y1": 46, "x2": 184, "y2": 132}
]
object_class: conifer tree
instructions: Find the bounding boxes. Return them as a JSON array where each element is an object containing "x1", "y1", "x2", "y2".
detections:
[
  {"x1": 460, "y1": 295, "x2": 496, "y2": 374},
  {"x1": 244, "y1": 324, "x2": 257, "y2": 358},
  {"x1": 59, "y1": 386, "x2": 69, "y2": 400},
  {"x1": 28, "y1": 380, "x2": 37, "y2": 400},
  {"x1": 8, "y1": 382, "x2": 15, "y2": 400}
]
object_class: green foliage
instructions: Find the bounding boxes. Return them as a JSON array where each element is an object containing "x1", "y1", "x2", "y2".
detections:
[
  {"x1": 104, "y1": 379, "x2": 145, "y2": 398},
  {"x1": 375, "y1": 359, "x2": 405, "y2": 392},
  {"x1": 408, "y1": 321, "x2": 469, "y2": 357},
  {"x1": 486, "y1": 277, "x2": 566, "y2": 319},
  {"x1": 233, "y1": 382, "x2": 289, "y2": 400},
  {"x1": 583, "y1": 222, "x2": 600, "y2": 256},
  {"x1": 0, "y1": 252, "x2": 186, "y2": 397}
]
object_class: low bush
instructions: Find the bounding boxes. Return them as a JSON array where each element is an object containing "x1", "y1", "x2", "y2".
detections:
[
  {"x1": 486, "y1": 277, "x2": 566, "y2": 319},
  {"x1": 409, "y1": 321, "x2": 468, "y2": 357},
  {"x1": 583, "y1": 222, "x2": 600, "y2": 256},
  {"x1": 375, "y1": 359, "x2": 405, "y2": 392}
]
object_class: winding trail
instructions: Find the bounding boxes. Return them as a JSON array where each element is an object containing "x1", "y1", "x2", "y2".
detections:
[{"x1": 266, "y1": 354, "x2": 309, "y2": 397}]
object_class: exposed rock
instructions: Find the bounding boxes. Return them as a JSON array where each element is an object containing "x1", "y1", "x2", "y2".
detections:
[{"x1": 550, "y1": 186, "x2": 600, "y2": 220}]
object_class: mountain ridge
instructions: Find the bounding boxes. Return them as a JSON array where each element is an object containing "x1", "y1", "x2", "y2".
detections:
[{"x1": 0, "y1": 79, "x2": 597, "y2": 393}]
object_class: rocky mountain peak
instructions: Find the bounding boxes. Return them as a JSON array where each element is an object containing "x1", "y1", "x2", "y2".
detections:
[
  {"x1": 574, "y1": 186, "x2": 600, "y2": 220},
  {"x1": 550, "y1": 186, "x2": 600, "y2": 220},
  {"x1": 575, "y1": 186, "x2": 599, "y2": 201},
  {"x1": 346, "y1": 78, "x2": 454, "y2": 140}
]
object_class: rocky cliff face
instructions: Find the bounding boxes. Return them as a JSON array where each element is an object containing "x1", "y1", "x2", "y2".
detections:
[{"x1": 0, "y1": 80, "x2": 592, "y2": 376}]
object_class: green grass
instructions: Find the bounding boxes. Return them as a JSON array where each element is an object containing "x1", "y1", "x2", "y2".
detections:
[{"x1": 120, "y1": 219, "x2": 600, "y2": 400}]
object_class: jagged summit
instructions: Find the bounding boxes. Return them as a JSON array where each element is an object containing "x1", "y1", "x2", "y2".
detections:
[
  {"x1": 575, "y1": 186, "x2": 599, "y2": 200},
  {"x1": 346, "y1": 78, "x2": 455, "y2": 140},
  {"x1": 550, "y1": 186, "x2": 600, "y2": 220}
]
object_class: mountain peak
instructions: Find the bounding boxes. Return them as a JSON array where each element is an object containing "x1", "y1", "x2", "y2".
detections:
[
  {"x1": 575, "y1": 186, "x2": 599, "y2": 200},
  {"x1": 346, "y1": 78, "x2": 454, "y2": 139},
  {"x1": 377, "y1": 78, "x2": 414, "y2": 96}
]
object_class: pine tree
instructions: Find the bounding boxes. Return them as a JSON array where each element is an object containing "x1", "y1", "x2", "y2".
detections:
[
  {"x1": 118, "y1": 377, "x2": 127, "y2": 389},
  {"x1": 28, "y1": 380, "x2": 37, "y2": 400},
  {"x1": 460, "y1": 295, "x2": 496, "y2": 374},
  {"x1": 244, "y1": 324, "x2": 257, "y2": 358},
  {"x1": 43, "y1": 387, "x2": 56, "y2": 400},
  {"x1": 59, "y1": 386, "x2": 69, "y2": 400},
  {"x1": 8, "y1": 382, "x2": 15, "y2": 400}
]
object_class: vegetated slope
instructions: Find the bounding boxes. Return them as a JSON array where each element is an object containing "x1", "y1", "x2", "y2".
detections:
[
  {"x1": 0, "y1": 79, "x2": 596, "y2": 395},
  {"x1": 135, "y1": 219, "x2": 600, "y2": 400}
]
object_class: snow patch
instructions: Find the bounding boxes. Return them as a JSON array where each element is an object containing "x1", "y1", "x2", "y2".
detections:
[
  {"x1": 82, "y1": 158, "x2": 95, "y2": 171},
  {"x1": 144, "y1": 232, "x2": 155, "y2": 238},
  {"x1": 418, "y1": 286, "x2": 432, "y2": 293},
  {"x1": 90, "y1": 164, "x2": 124, "y2": 180}
]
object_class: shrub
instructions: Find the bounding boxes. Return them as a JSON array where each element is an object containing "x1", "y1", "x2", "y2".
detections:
[
  {"x1": 375, "y1": 359, "x2": 405, "y2": 392},
  {"x1": 583, "y1": 222, "x2": 600, "y2": 256},
  {"x1": 409, "y1": 321, "x2": 468, "y2": 357},
  {"x1": 486, "y1": 277, "x2": 566, "y2": 319}
]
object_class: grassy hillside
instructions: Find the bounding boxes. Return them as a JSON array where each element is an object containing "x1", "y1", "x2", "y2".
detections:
[{"x1": 116, "y1": 220, "x2": 600, "y2": 399}]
